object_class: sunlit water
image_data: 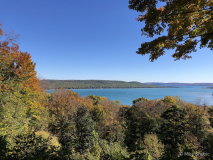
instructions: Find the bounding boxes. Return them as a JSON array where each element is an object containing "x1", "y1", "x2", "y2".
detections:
[{"x1": 46, "y1": 86, "x2": 213, "y2": 106}]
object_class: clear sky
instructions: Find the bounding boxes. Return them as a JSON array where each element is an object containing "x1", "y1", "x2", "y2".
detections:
[{"x1": 1, "y1": 0, "x2": 212, "y2": 83}]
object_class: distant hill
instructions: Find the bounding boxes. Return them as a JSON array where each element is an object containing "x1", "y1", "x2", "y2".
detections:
[
  {"x1": 206, "y1": 87, "x2": 213, "y2": 89},
  {"x1": 144, "y1": 82, "x2": 213, "y2": 86},
  {"x1": 40, "y1": 80, "x2": 172, "y2": 90}
]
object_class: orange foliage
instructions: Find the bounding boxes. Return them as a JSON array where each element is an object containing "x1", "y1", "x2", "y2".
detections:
[
  {"x1": 0, "y1": 23, "x2": 39, "y2": 93},
  {"x1": 48, "y1": 88, "x2": 94, "y2": 117},
  {"x1": 0, "y1": 23, "x2": 3, "y2": 36},
  {"x1": 0, "y1": 23, "x2": 48, "y2": 129},
  {"x1": 94, "y1": 98, "x2": 121, "y2": 141}
]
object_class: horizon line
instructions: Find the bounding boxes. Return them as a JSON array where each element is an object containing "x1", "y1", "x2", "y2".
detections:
[{"x1": 41, "y1": 79, "x2": 213, "y2": 83}]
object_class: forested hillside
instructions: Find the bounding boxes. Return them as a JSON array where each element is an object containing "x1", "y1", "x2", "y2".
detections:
[
  {"x1": 145, "y1": 83, "x2": 213, "y2": 86},
  {"x1": 41, "y1": 80, "x2": 169, "y2": 89}
]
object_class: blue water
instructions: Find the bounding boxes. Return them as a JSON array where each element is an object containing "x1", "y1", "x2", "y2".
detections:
[{"x1": 46, "y1": 86, "x2": 213, "y2": 106}]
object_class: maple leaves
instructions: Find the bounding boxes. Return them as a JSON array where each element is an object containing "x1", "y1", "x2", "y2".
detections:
[
  {"x1": 0, "y1": 23, "x2": 49, "y2": 132},
  {"x1": 0, "y1": 24, "x2": 39, "y2": 92},
  {"x1": 129, "y1": 0, "x2": 213, "y2": 61}
]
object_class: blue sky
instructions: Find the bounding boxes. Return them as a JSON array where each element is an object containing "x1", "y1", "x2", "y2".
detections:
[{"x1": 1, "y1": 0, "x2": 212, "y2": 83}]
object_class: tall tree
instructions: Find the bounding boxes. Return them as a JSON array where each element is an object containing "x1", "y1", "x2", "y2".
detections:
[
  {"x1": 129, "y1": 0, "x2": 213, "y2": 61},
  {"x1": 160, "y1": 105, "x2": 187, "y2": 157},
  {"x1": 74, "y1": 105, "x2": 95, "y2": 154},
  {"x1": 142, "y1": 133, "x2": 164, "y2": 160},
  {"x1": 125, "y1": 105, "x2": 158, "y2": 148},
  {"x1": 0, "y1": 23, "x2": 49, "y2": 132}
]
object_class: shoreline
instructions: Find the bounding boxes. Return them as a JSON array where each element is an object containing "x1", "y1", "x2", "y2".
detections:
[{"x1": 45, "y1": 86, "x2": 178, "y2": 90}]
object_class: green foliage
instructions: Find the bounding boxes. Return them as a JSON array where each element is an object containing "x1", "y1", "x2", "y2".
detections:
[
  {"x1": 0, "y1": 85, "x2": 29, "y2": 147},
  {"x1": 142, "y1": 133, "x2": 164, "y2": 160},
  {"x1": 112, "y1": 100, "x2": 121, "y2": 106},
  {"x1": 99, "y1": 140, "x2": 129, "y2": 160},
  {"x1": 0, "y1": 135, "x2": 10, "y2": 159},
  {"x1": 201, "y1": 133, "x2": 213, "y2": 158},
  {"x1": 7, "y1": 132, "x2": 59, "y2": 160},
  {"x1": 88, "y1": 95, "x2": 101, "y2": 106},
  {"x1": 133, "y1": 97, "x2": 149, "y2": 105},
  {"x1": 208, "y1": 106, "x2": 213, "y2": 128},
  {"x1": 162, "y1": 96, "x2": 178, "y2": 104},
  {"x1": 160, "y1": 105, "x2": 188, "y2": 157},
  {"x1": 129, "y1": 0, "x2": 213, "y2": 61},
  {"x1": 41, "y1": 80, "x2": 167, "y2": 89},
  {"x1": 74, "y1": 105, "x2": 95, "y2": 154},
  {"x1": 125, "y1": 105, "x2": 159, "y2": 148}
]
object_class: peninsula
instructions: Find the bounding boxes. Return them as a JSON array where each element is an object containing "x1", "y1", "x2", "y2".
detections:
[{"x1": 40, "y1": 80, "x2": 173, "y2": 90}]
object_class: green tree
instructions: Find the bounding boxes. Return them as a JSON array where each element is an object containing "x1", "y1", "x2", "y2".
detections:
[
  {"x1": 0, "y1": 135, "x2": 9, "y2": 159},
  {"x1": 132, "y1": 97, "x2": 149, "y2": 105},
  {"x1": 8, "y1": 131, "x2": 59, "y2": 160},
  {"x1": 88, "y1": 95, "x2": 101, "y2": 106},
  {"x1": 201, "y1": 133, "x2": 213, "y2": 159},
  {"x1": 160, "y1": 105, "x2": 187, "y2": 158},
  {"x1": 74, "y1": 105, "x2": 95, "y2": 154},
  {"x1": 208, "y1": 106, "x2": 213, "y2": 128},
  {"x1": 125, "y1": 106, "x2": 159, "y2": 148},
  {"x1": 0, "y1": 83, "x2": 29, "y2": 147},
  {"x1": 129, "y1": 0, "x2": 213, "y2": 61}
]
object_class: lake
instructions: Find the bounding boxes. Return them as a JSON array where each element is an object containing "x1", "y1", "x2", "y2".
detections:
[{"x1": 46, "y1": 86, "x2": 213, "y2": 106}]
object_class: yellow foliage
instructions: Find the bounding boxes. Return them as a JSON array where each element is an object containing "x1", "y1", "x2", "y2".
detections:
[
  {"x1": 35, "y1": 130, "x2": 61, "y2": 148},
  {"x1": 162, "y1": 96, "x2": 180, "y2": 104}
]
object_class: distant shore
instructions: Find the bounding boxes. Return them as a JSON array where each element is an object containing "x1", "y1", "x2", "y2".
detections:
[
  {"x1": 41, "y1": 80, "x2": 178, "y2": 90},
  {"x1": 206, "y1": 87, "x2": 213, "y2": 89},
  {"x1": 45, "y1": 86, "x2": 178, "y2": 90}
]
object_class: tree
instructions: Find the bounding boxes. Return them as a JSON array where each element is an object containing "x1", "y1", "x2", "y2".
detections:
[
  {"x1": 0, "y1": 85, "x2": 29, "y2": 146},
  {"x1": 160, "y1": 105, "x2": 187, "y2": 157},
  {"x1": 129, "y1": 0, "x2": 213, "y2": 61},
  {"x1": 8, "y1": 131, "x2": 59, "y2": 160},
  {"x1": 74, "y1": 105, "x2": 95, "y2": 154},
  {"x1": 208, "y1": 105, "x2": 213, "y2": 128},
  {"x1": 142, "y1": 133, "x2": 164, "y2": 160},
  {"x1": 0, "y1": 23, "x2": 49, "y2": 131},
  {"x1": 132, "y1": 97, "x2": 149, "y2": 106},
  {"x1": 125, "y1": 106, "x2": 159, "y2": 148}
]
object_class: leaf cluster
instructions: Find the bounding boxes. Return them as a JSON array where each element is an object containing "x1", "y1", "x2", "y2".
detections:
[{"x1": 129, "y1": 0, "x2": 213, "y2": 61}]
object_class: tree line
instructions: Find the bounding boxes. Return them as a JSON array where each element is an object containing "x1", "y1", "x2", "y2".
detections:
[{"x1": 40, "y1": 80, "x2": 168, "y2": 90}]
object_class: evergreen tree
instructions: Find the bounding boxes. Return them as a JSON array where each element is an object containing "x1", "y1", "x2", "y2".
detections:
[
  {"x1": 74, "y1": 104, "x2": 95, "y2": 154},
  {"x1": 160, "y1": 105, "x2": 187, "y2": 158}
]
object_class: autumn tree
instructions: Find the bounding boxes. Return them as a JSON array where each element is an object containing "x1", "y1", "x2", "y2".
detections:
[
  {"x1": 129, "y1": 0, "x2": 213, "y2": 61},
  {"x1": 0, "y1": 84, "x2": 29, "y2": 147},
  {"x1": 0, "y1": 23, "x2": 49, "y2": 132},
  {"x1": 90, "y1": 97, "x2": 121, "y2": 143},
  {"x1": 48, "y1": 89, "x2": 94, "y2": 137},
  {"x1": 141, "y1": 133, "x2": 164, "y2": 160},
  {"x1": 132, "y1": 97, "x2": 149, "y2": 106}
]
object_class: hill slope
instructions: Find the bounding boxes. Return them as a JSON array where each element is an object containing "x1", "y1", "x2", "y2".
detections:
[{"x1": 41, "y1": 80, "x2": 170, "y2": 89}]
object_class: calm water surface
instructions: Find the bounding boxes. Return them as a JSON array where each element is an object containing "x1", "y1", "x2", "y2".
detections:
[{"x1": 47, "y1": 86, "x2": 213, "y2": 106}]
